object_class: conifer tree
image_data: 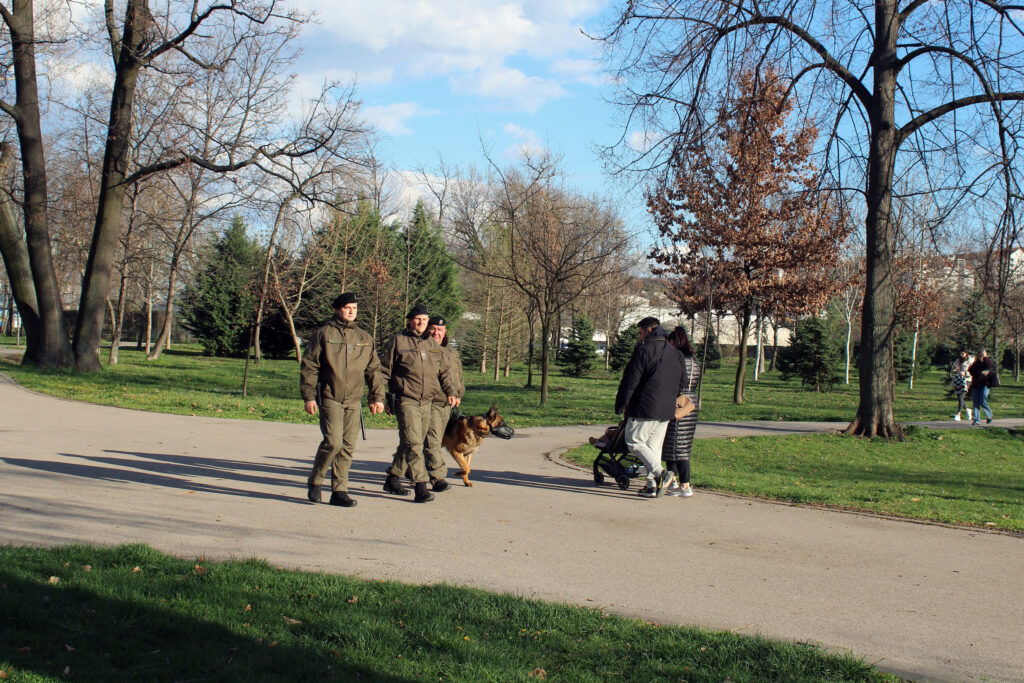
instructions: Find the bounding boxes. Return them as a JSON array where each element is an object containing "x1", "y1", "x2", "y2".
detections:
[
  {"x1": 777, "y1": 316, "x2": 840, "y2": 391},
  {"x1": 402, "y1": 200, "x2": 463, "y2": 324},
  {"x1": 608, "y1": 325, "x2": 640, "y2": 371},
  {"x1": 559, "y1": 314, "x2": 598, "y2": 377},
  {"x1": 181, "y1": 215, "x2": 264, "y2": 357}
]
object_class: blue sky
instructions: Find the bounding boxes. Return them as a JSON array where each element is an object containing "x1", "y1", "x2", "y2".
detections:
[{"x1": 293, "y1": 0, "x2": 649, "y2": 231}]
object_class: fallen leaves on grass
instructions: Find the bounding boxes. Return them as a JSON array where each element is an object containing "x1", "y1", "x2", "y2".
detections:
[
  {"x1": 347, "y1": 596, "x2": 358, "y2": 604},
  {"x1": 529, "y1": 669, "x2": 547, "y2": 679},
  {"x1": 282, "y1": 615, "x2": 301, "y2": 625},
  {"x1": 47, "y1": 576, "x2": 59, "y2": 584}
]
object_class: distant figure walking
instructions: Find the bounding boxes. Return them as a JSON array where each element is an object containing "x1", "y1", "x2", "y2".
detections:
[
  {"x1": 614, "y1": 317, "x2": 688, "y2": 498},
  {"x1": 968, "y1": 349, "x2": 995, "y2": 425},
  {"x1": 662, "y1": 326, "x2": 702, "y2": 498},
  {"x1": 950, "y1": 349, "x2": 973, "y2": 422}
]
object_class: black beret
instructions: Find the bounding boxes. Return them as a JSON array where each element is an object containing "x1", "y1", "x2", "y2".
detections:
[
  {"x1": 332, "y1": 292, "x2": 357, "y2": 309},
  {"x1": 428, "y1": 316, "x2": 447, "y2": 327},
  {"x1": 407, "y1": 303, "x2": 429, "y2": 319}
]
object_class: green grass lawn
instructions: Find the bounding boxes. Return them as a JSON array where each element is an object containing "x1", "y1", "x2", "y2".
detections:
[
  {"x1": 565, "y1": 426, "x2": 1024, "y2": 532},
  {"x1": 0, "y1": 544, "x2": 895, "y2": 682},
  {"x1": 2, "y1": 344, "x2": 1019, "y2": 427}
]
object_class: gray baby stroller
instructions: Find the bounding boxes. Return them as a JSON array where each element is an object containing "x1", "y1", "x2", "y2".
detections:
[{"x1": 592, "y1": 421, "x2": 645, "y2": 490}]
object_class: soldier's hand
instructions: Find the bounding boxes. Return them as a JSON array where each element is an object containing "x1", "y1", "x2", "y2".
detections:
[
  {"x1": 369, "y1": 401, "x2": 384, "y2": 415},
  {"x1": 304, "y1": 400, "x2": 318, "y2": 416},
  {"x1": 455, "y1": 397, "x2": 462, "y2": 407},
  {"x1": 447, "y1": 395, "x2": 457, "y2": 407}
]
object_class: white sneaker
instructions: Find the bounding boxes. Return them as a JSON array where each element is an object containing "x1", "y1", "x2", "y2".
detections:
[
  {"x1": 953, "y1": 414, "x2": 961, "y2": 421},
  {"x1": 665, "y1": 481, "x2": 682, "y2": 497},
  {"x1": 680, "y1": 484, "x2": 694, "y2": 498}
]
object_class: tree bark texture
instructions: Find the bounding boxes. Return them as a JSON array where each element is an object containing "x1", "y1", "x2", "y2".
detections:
[
  {"x1": 74, "y1": 0, "x2": 147, "y2": 371},
  {"x1": 847, "y1": 0, "x2": 901, "y2": 438},
  {"x1": 0, "y1": 165, "x2": 40, "y2": 355},
  {"x1": 5, "y1": 2, "x2": 72, "y2": 367}
]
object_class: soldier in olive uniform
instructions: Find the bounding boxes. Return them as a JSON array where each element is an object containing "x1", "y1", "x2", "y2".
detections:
[
  {"x1": 380, "y1": 304, "x2": 457, "y2": 503},
  {"x1": 300, "y1": 292, "x2": 385, "y2": 507},
  {"x1": 422, "y1": 315, "x2": 464, "y2": 488}
]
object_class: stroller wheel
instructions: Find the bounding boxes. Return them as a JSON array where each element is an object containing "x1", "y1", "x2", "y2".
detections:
[
  {"x1": 616, "y1": 474, "x2": 630, "y2": 490},
  {"x1": 592, "y1": 463, "x2": 605, "y2": 486}
]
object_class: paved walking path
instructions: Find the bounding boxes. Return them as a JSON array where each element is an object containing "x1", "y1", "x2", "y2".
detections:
[{"x1": 1, "y1": 373, "x2": 1022, "y2": 682}]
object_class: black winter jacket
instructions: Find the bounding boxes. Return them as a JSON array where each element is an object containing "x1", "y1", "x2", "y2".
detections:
[{"x1": 614, "y1": 327, "x2": 688, "y2": 420}]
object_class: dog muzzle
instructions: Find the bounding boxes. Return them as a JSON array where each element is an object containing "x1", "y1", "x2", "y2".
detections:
[{"x1": 490, "y1": 424, "x2": 514, "y2": 440}]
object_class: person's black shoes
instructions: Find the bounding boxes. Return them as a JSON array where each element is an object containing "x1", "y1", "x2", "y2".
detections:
[
  {"x1": 431, "y1": 479, "x2": 450, "y2": 492},
  {"x1": 329, "y1": 491, "x2": 357, "y2": 507},
  {"x1": 383, "y1": 474, "x2": 411, "y2": 496},
  {"x1": 414, "y1": 482, "x2": 435, "y2": 503},
  {"x1": 307, "y1": 485, "x2": 321, "y2": 503}
]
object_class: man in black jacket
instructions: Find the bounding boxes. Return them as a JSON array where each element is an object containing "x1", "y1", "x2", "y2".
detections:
[{"x1": 614, "y1": 317, "x2": 688, "y2": 498}]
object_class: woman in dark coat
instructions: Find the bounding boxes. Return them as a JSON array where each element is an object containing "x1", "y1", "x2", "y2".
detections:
[{"x1": 662, "y1": 326, "x2": 702, "y2": 497}]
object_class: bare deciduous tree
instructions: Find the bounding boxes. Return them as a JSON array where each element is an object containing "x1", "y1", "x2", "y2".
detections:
[{"x1": 600, "y1": 0, "x2": 1024, "y2": 437}]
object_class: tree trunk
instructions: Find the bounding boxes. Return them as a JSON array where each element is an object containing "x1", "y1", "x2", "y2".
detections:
[
  {"x1": 770, "y1": 317, "x2": 779, "y2": 373},
  {"x1": 148, "y1": 255, "x2": 178, "y2": 360},
  {"x1": 108, "y1": 244, "x2": 132, "y2": 365},
  {"x1": 908, "y1": 319, "x2": 919, "y2": 390},
  {"x1": 493, "y1": 289, "x2": 506, "y2": 381},
  {"x1": 0, "y1": 162, "x2": 41, "y2": 355},
  {"x1": 74, "y1": 0, "x2": 148, "y2": 372},
  {"x1": 844, "y1": 315, "x2": 852, "y2": 385},
  {"x1": 733, "y1": 302, "x2": 752, "y2": 404},
  {"x1": 479, "y1": 284, "x2": 490, "y2": 373},
  {"x1": 847, "y1": 0, "x2": 901, "y2": 438},
  {"x1": 144, "y1": 263, "x2": 153, "y2": 355},
  {"x1": 252, "y1": 199, "x2": 292, "y2": 367},
  {"x1": 753, "y1": 304, "x2": 763, "y2": 381},
  {"x1": 525, "y1": 310, "x2": 535, "y2": 388},
  {"x1": 5, "y1": 8, "x2": 73, "y2": 368},
  {"x1": 539, "y1": 313, "x2": 551, "y2": 405}
]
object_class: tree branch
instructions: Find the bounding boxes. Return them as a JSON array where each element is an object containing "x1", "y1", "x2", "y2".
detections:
[{"x1": 898, "y1": 92, "x2": 1024, "y2": 144}]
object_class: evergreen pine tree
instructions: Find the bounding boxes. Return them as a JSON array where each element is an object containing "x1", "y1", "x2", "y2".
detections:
[
  {"x1": 608, "y1": 325, "x2": 639, "y2": 371},
  {"x1": 403, "y1": 200, "x2": 463, "y2": 324},
  {"x1": 776, "y1": 316, "x2": 840, "y2": 391},
  {"x1": 698, "y1": 327, "x2": 722, "y2": 369},
  {"x1": 181, "y1": 214, "x2": 264, "y2": 357},
  {"x1": 559, "y1": 314, "x2": 598, "y2": 377},
  {"x1": 950, "y1": 289, "x2": 994, "y2": 353}
]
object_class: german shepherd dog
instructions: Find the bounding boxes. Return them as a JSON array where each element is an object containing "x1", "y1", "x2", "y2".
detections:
[{"x1": 442, "y1": 404, "x2": 514, "y2": 486}]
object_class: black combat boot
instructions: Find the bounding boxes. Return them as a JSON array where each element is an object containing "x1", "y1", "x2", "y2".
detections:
[
  {"x1": 431, "y1": 479, "x2": 450, "y2": 492},
  {"x1": 329, "y1": 491, "x2": 357, "y2": 507},
  {"x1": 414, "y1": 482, "x2": 435, "y2": 503},
  {"x1": 383, "y1": 474, "x2": 410, "y2": 496},
  {"x1": 307, "y1": 485, "x2": 321, "y2": 503}
]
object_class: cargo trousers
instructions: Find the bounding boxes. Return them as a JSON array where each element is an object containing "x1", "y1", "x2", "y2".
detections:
[
  {"x1": 307, "y1": 398, "x2": 361, "y2": 492},
  {"x1": 388, "y1": 400, "x2": 431, "y2": 484},
  {"x1": 422, "y1": 402, "x2": 452, "y2": 482}
]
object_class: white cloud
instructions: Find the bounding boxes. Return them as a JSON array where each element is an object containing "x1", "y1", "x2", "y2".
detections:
[
  {"x1": 296, "y1": 0, "x2": 605, "y2": 108},
  {"x1": 627, "y1": 130, "x2": 661, "y2": 153},
  {"x1": 502, "y1": 122, "x2": 545, "y2": 158},
  {"x1": 453, "y1": 67, "x2": 566, "y2": 113},
  {"x1": 551, "y1": 58, "x2": 607, "y2": 87},
  {"x1": 362, "y1": 102, "x2": 439, "y2": 136}
]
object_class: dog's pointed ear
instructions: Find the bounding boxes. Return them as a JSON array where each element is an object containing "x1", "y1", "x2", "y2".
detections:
[{"x1": 487, "y1": 404, "x2": 497, "y2": 418}]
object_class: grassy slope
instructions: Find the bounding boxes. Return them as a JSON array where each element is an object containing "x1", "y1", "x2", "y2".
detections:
[{"x1": 0, "y1": 544, "x2": 895, "y2": 682}]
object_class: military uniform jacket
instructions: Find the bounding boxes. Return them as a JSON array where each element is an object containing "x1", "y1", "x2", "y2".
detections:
[
  {"x1": 300, "y1": 317, "x2": 385, "y2": 405},
  {"x1": 381, "y1": 329, "x2": 456, "y2": 405},
  {"x1": 432, "y1": 342, "x2": 465, "y2": 403}
]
